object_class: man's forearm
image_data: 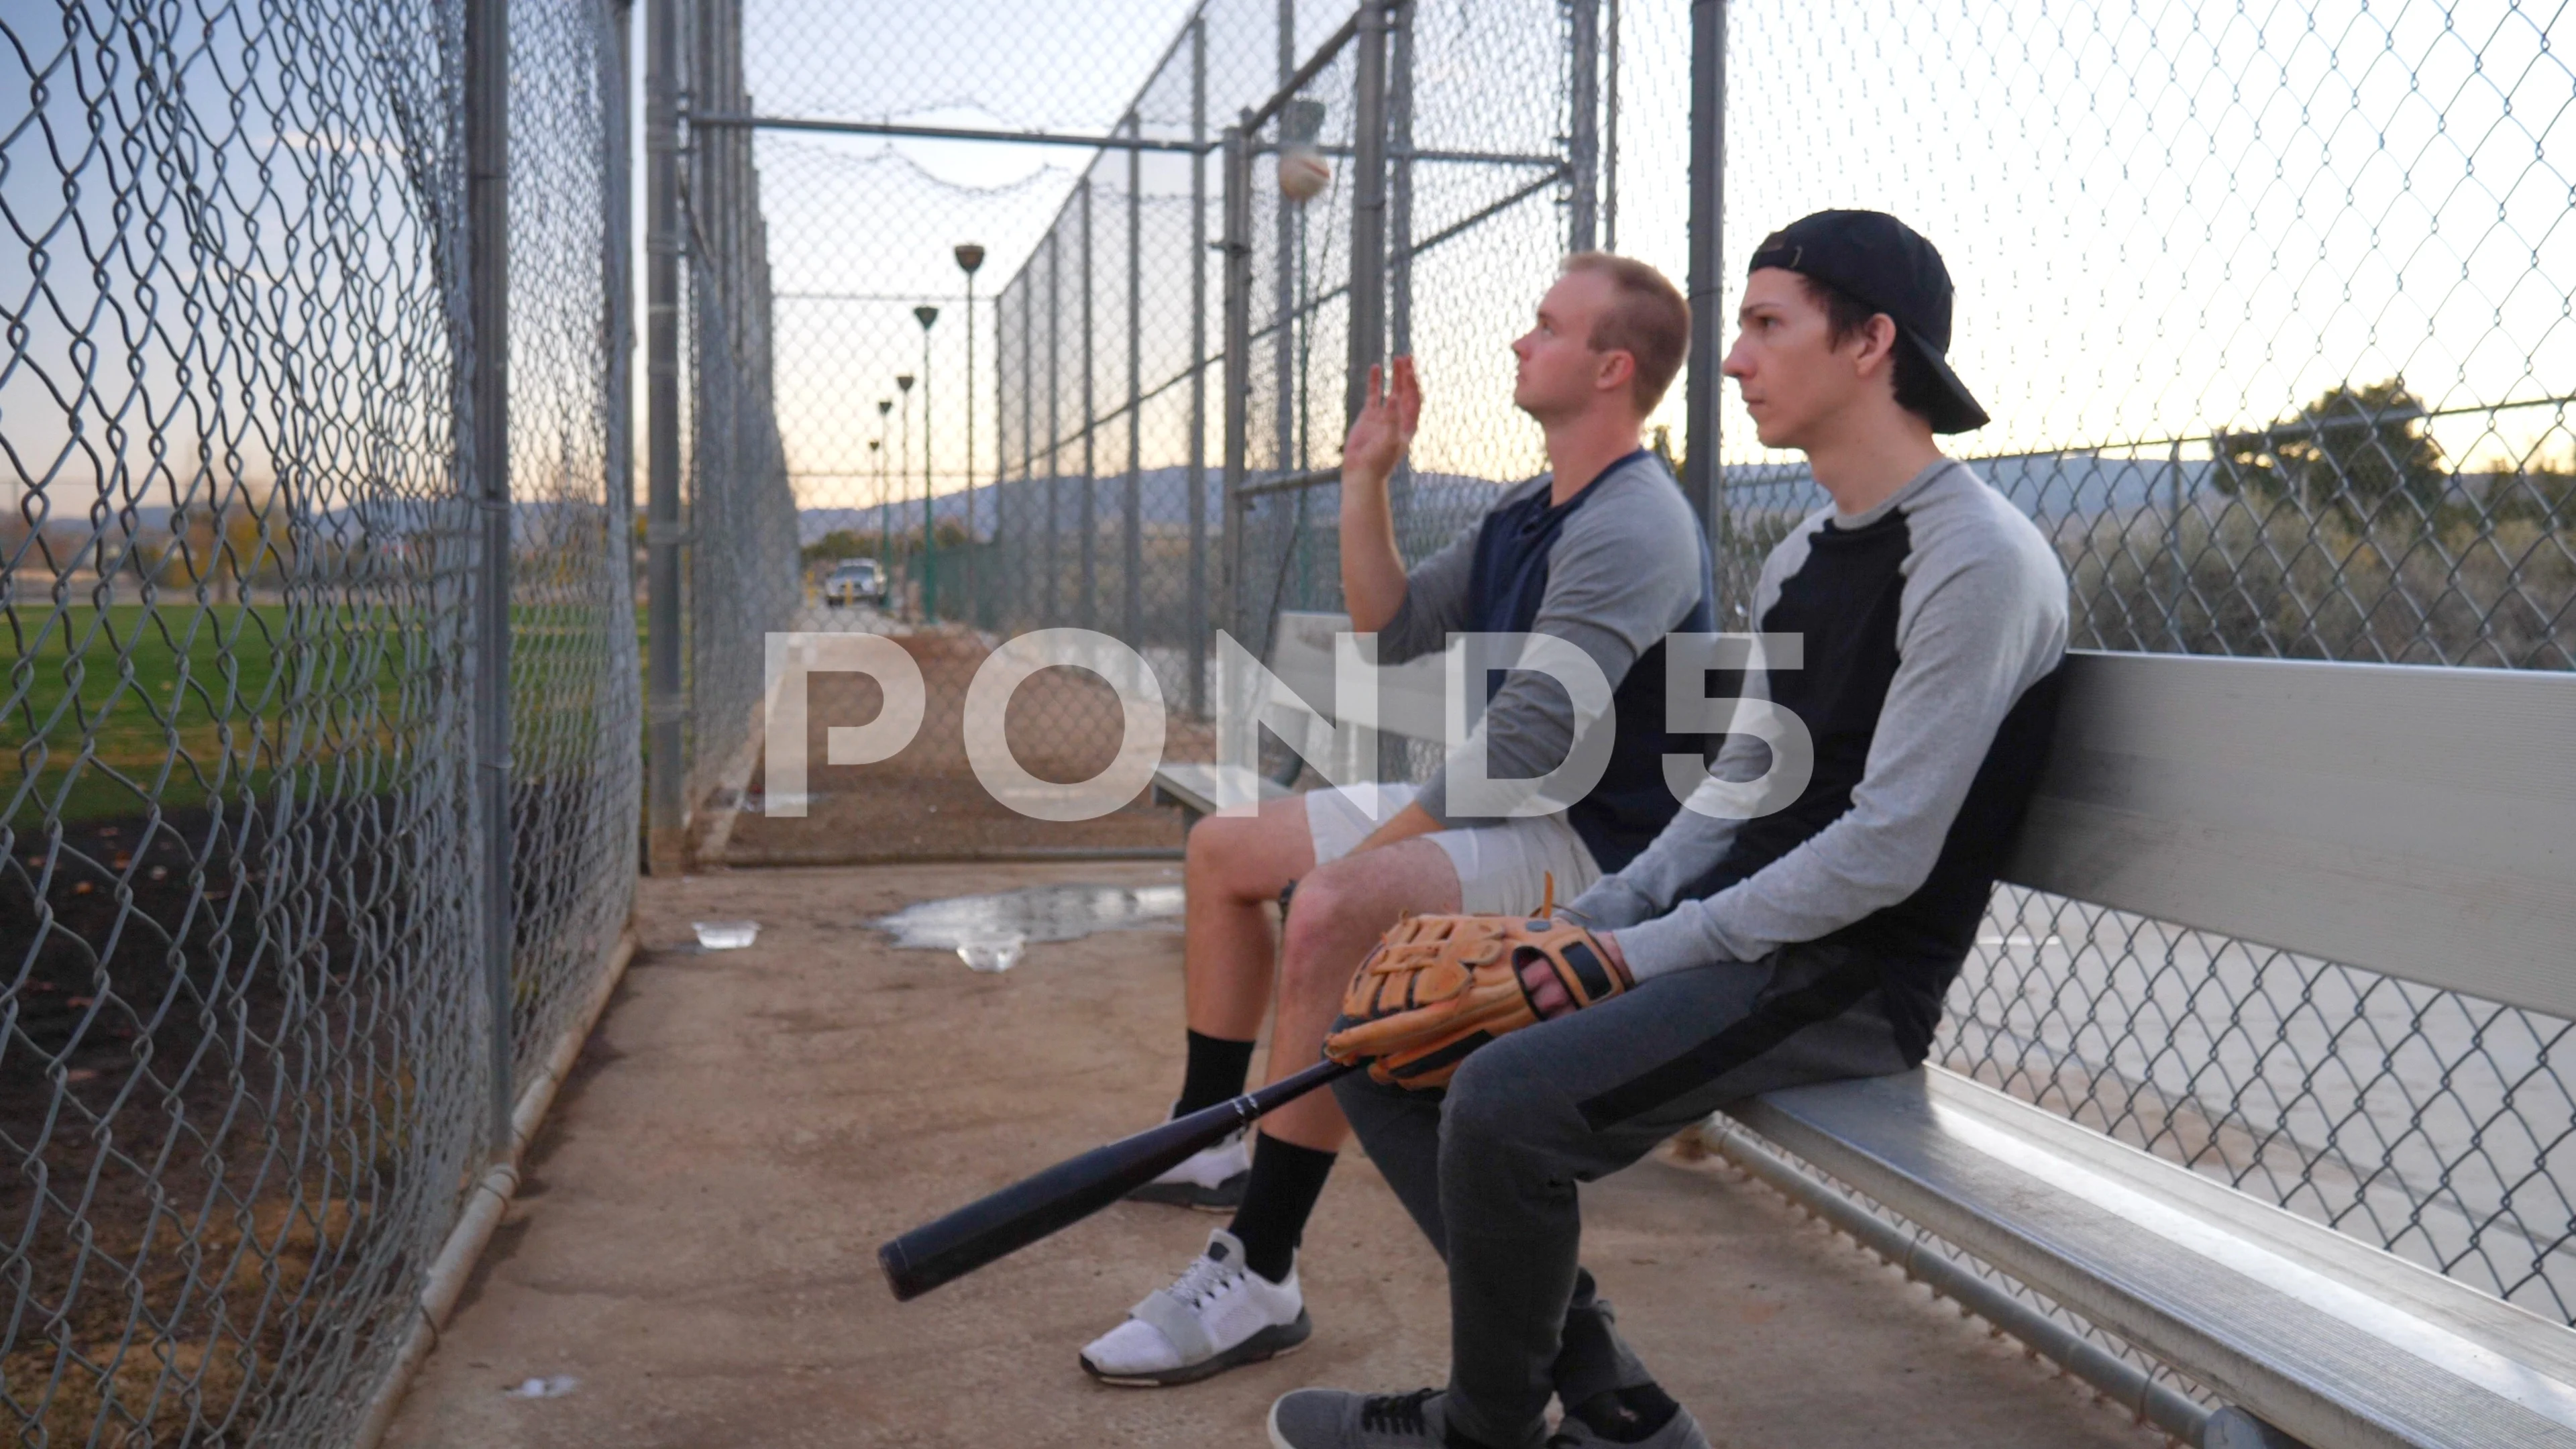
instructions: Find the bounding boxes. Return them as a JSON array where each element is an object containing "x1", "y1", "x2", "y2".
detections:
[{"x1": 1340, "y1": 464, "x2": 1409, "y2": 633}]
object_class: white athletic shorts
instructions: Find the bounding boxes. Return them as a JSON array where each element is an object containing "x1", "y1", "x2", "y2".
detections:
[{"x1": 1303, "y1": 781, "x2": 1601, "y2": 916}]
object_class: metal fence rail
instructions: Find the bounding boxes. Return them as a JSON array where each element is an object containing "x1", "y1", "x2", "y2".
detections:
[{"x1": 0, "y1": 0, "x2": 637, "y2": 1441}]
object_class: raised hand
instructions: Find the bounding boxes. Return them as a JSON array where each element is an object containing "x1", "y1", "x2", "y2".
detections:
[{"x1": 1342, "y1": 355, "x2": 1422, "y2": 488}]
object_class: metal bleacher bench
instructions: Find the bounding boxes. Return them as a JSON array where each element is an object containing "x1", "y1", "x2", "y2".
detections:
[
  {"x1": 1150, "y1": 611, "x2": 1448, "y2": 829},
  {"x1": 1152, "y1": 621, "x2": 2576, "y2": 1446},
  {"x1": 1728, "y1": 651, "x2": 2576, "y2": 1449}
]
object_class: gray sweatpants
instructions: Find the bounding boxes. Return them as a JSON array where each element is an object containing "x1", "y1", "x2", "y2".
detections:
[{"x1": 1332, "y1": 938, "x2": 1921, "y2": 1449}]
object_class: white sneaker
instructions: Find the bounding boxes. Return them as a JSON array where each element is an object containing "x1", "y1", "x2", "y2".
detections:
[
  {"x1": 1079, "y1": 1228, "x2": 1311, "y2": 1387},
  {"x1": 1124, "y1": 1110, "x2": 1252, "y2": 1210}
]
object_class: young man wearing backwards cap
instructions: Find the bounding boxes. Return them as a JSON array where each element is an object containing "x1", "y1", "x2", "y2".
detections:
[{"x1": 1267, "y1": 211, "x2": 2071, "y2": 1448}]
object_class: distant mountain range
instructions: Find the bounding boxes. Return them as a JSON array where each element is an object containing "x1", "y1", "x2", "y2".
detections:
[
  {"x1": 794, "y1": 452, "x2": 2257, "y2": 545},
  {"x1": 1715, "y1": 453, "x2": 2225, "y2": 519},
  {"x1": 794, "y1": 466, "x2": 1513, "y2": 544}
]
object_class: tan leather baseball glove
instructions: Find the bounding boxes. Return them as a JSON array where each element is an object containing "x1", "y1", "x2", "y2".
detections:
[{"x1": 1323, "y1": 907, "x2": 1630, "y2": 1089}]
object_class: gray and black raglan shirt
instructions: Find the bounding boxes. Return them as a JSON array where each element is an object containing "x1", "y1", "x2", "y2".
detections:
[
  {"x1": 1377, "y1": 449, "x2": 1715, "y2": 871},
  {"x1": 1568, "y1": 459, "x2": 2070, "y2": 1059}
]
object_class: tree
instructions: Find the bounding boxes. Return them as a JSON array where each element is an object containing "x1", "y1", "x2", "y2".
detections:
[
  {"x1": 2487, "y1": 464, "x2": 2576, "y2": 527},
  {"x1": 800, "y1": 528, "x2": 872, "y2": 566},
  {"x1": 2214, "y1": 378, "x2": 2445, "y2": 519}
]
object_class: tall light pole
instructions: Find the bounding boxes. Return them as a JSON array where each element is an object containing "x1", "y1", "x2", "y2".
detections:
[
  {"x1": 866, "y1": 436, "x2": 883, "y2": 596},
  {"x1": 874, "y1": 398, "x2": 892, "y2": 569},
  {"x1": 954, "y1": 243, "x2": 985, "y2": 624},
  {"x1": 914, "y1": 304, "x2": 941, "y2": 623},
  {"x1": 875, "y1": 399, "x2": 896, "y2": 575},
  {"x1": 894, "y1": 373, "x2": 914, "y2": 616}
]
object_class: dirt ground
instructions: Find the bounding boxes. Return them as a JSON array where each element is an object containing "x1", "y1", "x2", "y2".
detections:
[{"x1": 380, "y1": 861, "x2": 2169, "y2": 1449}]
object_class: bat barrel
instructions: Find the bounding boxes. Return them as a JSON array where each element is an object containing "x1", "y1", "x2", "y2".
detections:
[{"x1": 879, "y1": 1058, "x2": 1356, "y2": 1300}]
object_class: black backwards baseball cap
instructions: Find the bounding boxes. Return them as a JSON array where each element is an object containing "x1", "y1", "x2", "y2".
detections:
[{"x1": 1748, "y1": 210, "x2": 1989, "y2": 433}]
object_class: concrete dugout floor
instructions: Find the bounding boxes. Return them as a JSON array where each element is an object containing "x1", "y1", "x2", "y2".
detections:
[{"x1": 383, "y1": 861, "x2": 2167, "y2": 1448}]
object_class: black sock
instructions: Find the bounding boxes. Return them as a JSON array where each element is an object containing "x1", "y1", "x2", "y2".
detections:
[
  {"x1": 1227, "y1": 1132, "x2": 1336, "y2": 1283},
  {"x1": 1568, "y1": 1384, "x2": 1680, "y2": 1444},
  {"x1": 1175, "y1": 1030, "x2": 1257, "y2": 1117}
]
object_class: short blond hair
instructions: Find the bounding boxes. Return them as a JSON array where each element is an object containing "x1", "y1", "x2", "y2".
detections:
[{"x1": 1560, "y1": 252, "x2": 1690, "y2": 413}]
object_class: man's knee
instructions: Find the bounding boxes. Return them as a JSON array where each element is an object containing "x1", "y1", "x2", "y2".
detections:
[
  {"x1": 1442, "y1": 1036, "x2": 1572, "y2": 1155},
  {"x1": 1282, "y1": 853, "x2": 1425, "y2": 973},
  {"x1": 1277, "y1": 863, "x2": 1367, "y2": 994},
  {"x1": 1183, "y1": 810, "x2": 1249, "y2": 878},
  {"x1": 1185, "y1": 802, "x2": 1295, "y2": 894}
]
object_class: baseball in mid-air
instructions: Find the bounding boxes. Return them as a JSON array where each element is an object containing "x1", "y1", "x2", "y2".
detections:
[{"x1": 1277, "y1": 144, "x2": 1330, "y2": 203}]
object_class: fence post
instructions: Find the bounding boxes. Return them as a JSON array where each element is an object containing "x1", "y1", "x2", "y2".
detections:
[
  {"x1": 2167, "y1": 439, "x2": 2186, "y2": 650},
  {"x1": 1387, "y1": 0, "x2": 1415, "y2": 560},
  {"x1": 604, "y1": 0, "x2": 634, "y2": 566},
  {"x1": 922, "y1": 315, "x2": 937, "y2": 625},
  {"x1": 1567, "y1": 0, "x2": 1600, "y2": 254},
  {"x1": 1273, "y1": 2, "x2": 1295, "y2": 481},
  {"x1": 1080, "y1": 176, "x2": 1097, "y2": 631},
  {"x1": 645, "y1": 0, "x2": 683, "y2": 874},
  {"x1": 1221, "y1": 119, "x2": 1251, "y2": 642},
  {"x1": 1603, "y1": 0, "x2": 1620, "y2": 252},
  {"x1": 1018, "y1": 278, "x2": 1033, "y2": 628},
  {"x1": 466, "y1": 0, "x2": 515, "y2": 1155},
  {"x1": 1187, "y1": 15, "x2": 1210, "y2": 714},
  {"x1": 1684, "y1": 0, "x2": 1726, "y2": 571},
  {"x1": 1348, "y1": 0, "x2": 1388, "y2": 427},
  {"x1": 1124, "y1": 115, "x2": 1144, "y2": 648},
  {"x1": 1389, "y1": 1, "x2": 1413, "y2": 361},
  {"x1": 1047, "y1": 229, "x2": 1061, "y2": 623}
]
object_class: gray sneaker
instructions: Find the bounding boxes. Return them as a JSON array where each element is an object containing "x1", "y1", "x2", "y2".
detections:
[
  {"x1": 1268, "y1": 1387, "x2": 1458, "y2": 1449},
  {"x1": 1545, "y1": 1401, "x2": 1711, "y2": 1449}
]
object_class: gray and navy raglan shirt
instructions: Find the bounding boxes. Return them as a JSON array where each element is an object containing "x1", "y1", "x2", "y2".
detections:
[
  {"x1": 1568, "y1": 458, "x2": 2070, "y2": 1059},
  {"x1": 1377, "y1": 449, "x2": 1715, "y2": 871}
]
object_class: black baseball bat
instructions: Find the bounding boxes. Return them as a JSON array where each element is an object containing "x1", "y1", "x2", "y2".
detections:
[{"x1": 878, "y1": 1057, "x2": 1358, "y2": 1301}]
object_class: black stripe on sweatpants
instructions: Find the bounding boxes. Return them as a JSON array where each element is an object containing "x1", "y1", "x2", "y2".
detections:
[{"x1": 1576, "y1": 961, "x2": 1880, "y2": 1129}]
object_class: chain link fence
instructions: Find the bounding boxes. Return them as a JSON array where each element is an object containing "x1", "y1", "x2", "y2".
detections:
[
  {"x1": 1, "y1": 0, "x2": 636, "y2": 1440},
  {"x1": 669, "y1": 0, "x2": 2576, "y2": 1413},
  {"x1": 700, "y1": 0, "x2": 1665, "y2": 861},
  {"x1": 677, "y1": 0, "x2": 802, "y2": 844}
]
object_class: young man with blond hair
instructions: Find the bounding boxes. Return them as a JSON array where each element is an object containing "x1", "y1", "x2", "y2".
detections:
[{"x1": 1079, "y1": 254, "x2": 1714, "y2": 1389}]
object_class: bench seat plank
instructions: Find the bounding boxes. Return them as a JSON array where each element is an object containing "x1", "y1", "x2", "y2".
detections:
[
  {"x1": 1269, "y1": 610, "x2": 1450, "y2": 741},
  {"x1": 1152, "y1": 611, "x2": 1448, "y2": 825},
  {"x1": 1150, "y1": 762, "x2": 1291, "y2": 819},
  {"x1": 1728, "y1": 1068, "x2": 2576, "y2": 1449}
]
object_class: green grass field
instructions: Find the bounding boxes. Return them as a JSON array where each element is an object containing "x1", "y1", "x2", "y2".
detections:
[{"x1": 5, "y1": 602, "x2": 638, "y2": 826}]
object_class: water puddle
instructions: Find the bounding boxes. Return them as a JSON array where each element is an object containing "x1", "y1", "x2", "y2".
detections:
[{"x1": 874, "y1": 881, "x2": 1186, "y2": 973}]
